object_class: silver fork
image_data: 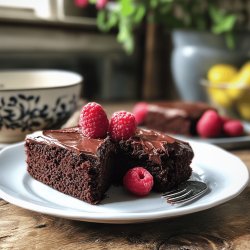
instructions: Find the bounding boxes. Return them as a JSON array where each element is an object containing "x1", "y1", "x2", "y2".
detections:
[{"x1": 162, "y1": 180, "x2": 208, "y2": 205}]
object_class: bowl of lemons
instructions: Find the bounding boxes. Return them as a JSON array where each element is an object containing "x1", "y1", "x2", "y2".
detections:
[{"x1": 202, "y1": 62, "x2": 250, "y2": 121}]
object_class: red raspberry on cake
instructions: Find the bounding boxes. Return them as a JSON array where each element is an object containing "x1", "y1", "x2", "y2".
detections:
[
  {"x1": 79, "y1": 102, "x2": 109, "y2": 139},
  {"x1": 133, "y1": 102, "x2": 148, "y2": 125},
  {"x1": 109, "y1": 111, "x2": 136, "y2": 141},
  {"x1": 123, "y1": 167, "x2": 154, "y2": 196},
  {"x1": 196, "y1": 110, "x2": 222, "y2": 138}
]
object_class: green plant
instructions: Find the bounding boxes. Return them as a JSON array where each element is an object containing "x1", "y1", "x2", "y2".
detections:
[{"x1": 85, "y1": 0, "x2": 239, "y2": 53}]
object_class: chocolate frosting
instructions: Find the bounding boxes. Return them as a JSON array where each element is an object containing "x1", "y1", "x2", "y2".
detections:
[
  {"x1": 27, "y1": 127, "x2": 103, "y2": 155},
  {"x1": 131, "y1": 128, "x2": 177, "y2": 164},
  {"x1": 27, "y1": 127, "x2": 180, "y2": 163},
  {"x1": 136, "y1": 128, "x2": 175, "y2": 145}
]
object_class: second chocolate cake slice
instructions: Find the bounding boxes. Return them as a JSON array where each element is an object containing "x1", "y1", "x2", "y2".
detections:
[
  {"x1": 140, "y1": 101, "x2": 214, "y2": 135},
  {"x1": 115, "y1": 128, "x2": 194, "y2": 192}
]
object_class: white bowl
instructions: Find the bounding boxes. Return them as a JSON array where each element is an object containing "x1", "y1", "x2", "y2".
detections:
[{"x1": 0, "y1": 69, "x2": 82, "y2": 143}]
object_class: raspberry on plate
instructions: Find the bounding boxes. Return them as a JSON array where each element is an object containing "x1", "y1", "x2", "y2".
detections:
[
  {"x1": 123, "y1": 167, "x2": 154, "y2": 196},
  {"x1": 109, "y1": 111, "x2": 136, "y2": 141},
  {"x1": 220, "y1": 116, "x2": 232, "y2": 124},
  {"x1": 196, "y1": 110, "x2": 222, "y2": 138},
  {"x1": 223, "y1": 120, "x2": 244, "y2": 137},
  {"x1": 132, "y1": 102, "x2": 148, "y2": 125},
  {"x1": 79, "y1": 102, "x2": 109, "y2": 139}
]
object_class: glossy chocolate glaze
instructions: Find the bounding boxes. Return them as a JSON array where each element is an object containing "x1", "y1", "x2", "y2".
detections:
[
  {"x1": 131, "y1": 128, "x2": 177, "y2": 164},
  {"x1": 136, "y1": 128, "x2": 175, "y2": 145},
  {"x1": 27, "y1": 127, "x2": 180, "y2": 162},
  {"x1": 26, "y1": 127, "x2": 103, "y2": 155}
]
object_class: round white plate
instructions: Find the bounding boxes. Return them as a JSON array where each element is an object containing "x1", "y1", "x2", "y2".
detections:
[
  {"x1": 0, "y1": 142, "x2": 248, "y2": 224},
  {"x1": 0, "y1": 142, "x2": 14, "y2": 150}
]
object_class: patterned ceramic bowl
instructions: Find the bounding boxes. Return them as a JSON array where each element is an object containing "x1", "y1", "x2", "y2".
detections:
[{"x1": 0, "y1": 70, "x2": 82, "y2": 143}]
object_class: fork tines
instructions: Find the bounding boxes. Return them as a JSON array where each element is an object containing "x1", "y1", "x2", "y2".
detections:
[
  {"x1": 162, "y1": 188, "x2": 193, "y2": 202},
  {"x1": 162, "y1": 181, "x2": 208, "y2": 205}
]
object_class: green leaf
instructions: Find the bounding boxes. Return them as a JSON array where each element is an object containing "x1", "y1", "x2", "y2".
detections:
[
  {"x1": 117, "y1": 20, "x2": 130, "y2": 42},
  {"x1": 149, "y1": 0, "x2": 159, "y2": 9},
  {"x1": 121, "y1": 0, "x2": 134, "y2": 16},
  {"x1": 212, "y1": 15, "x2": 237, "y2": 34},
  {"x1": 225, "y1": 32, "x2": 235, "y2": 49},
  {"x1": 222, "y1": 15, "x2": 237, "y2": 31},
  {"x1": 123, "y1": 35, "x2": 134, "y2": 54},
  {"x1": 107, "y1": 11, "x2": 119, "y2": 28},
  {"x1": 133, "y1": 5, "x2": 146, "y2": 24},
  {"x1": 97, "y1": 11, "x2": 109, "y2": 31},
  {"x1": 117, "y1": 17, "x2": 134, "y2": 54},
  {"x1": 209, "y1": 5, "x2": 224, "y2": 24},
  {"x1": 97, "y1": 10, "x2": 118, "y2": 32}
]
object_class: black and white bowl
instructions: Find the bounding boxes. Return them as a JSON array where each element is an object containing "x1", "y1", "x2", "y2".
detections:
[{"x1": 0, "y1": 69, "x2": 82, "y2": 142}]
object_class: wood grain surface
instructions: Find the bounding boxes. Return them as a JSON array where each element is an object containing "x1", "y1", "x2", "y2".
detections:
[{"x1": 0, "y1": 104, "x2": 250, "y2": 249}]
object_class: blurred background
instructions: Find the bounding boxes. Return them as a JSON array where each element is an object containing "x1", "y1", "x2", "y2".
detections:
[
  {"x1": 0, "y1": 0, "x2": 250, "y2": 103},
  {"x1": 0, "y1": 0, "x2": 250, "y2": 101},
  {"x1": 0, "y1": 0, "x2": 141, "y2": 101}
]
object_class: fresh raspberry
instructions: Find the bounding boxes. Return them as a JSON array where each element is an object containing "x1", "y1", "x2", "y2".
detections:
[
  {"x1": 132, "y1": 102, "x2": 148, "y2": 125},
  {"x1": 196, "y1": 110, "x2": 222, "y2": 138},
  {"x1": 220, "y1": 116, "x2": 232, "y2": 124},
  {"x1": 109, "y1": 111, "x2": 136, "y2": 141},
  {"x1": 79, "y1": 102, "x2": 109, "y2": 139},
  {"x1": 123, "y1": 167, "x2": 154, "y2": 196},
  {"x1": 74, "y1": 0, "x2": 88, "y2": 8},
  {"x1": 96, "y1": 0, "x2": 107, "y2": 9},
  {"x1": 223, "y1": 120, "x2": 244, "y2": 137}
]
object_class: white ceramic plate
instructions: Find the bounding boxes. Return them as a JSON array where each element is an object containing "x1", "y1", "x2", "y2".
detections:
[
  {"x1": 0, "y1": 142, "x2": 12, "y2": 150},
  {"x1": 0, "y1": 142, "x2": 248, "y2": 224},
  {"x1": 176, "y1": 122, "x2": 250, "y2": 150}
]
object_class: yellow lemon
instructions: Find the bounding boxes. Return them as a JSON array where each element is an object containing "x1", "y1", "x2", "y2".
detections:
[
  {"x1": 226, "y1": 75, "x2": 245, "y2": 100},
  {"x1": 207, "y1": 64, "x2": 238, "y2": 105},
  {"x1": 226, "y1": 62, "x2": 250, "y2": 100},
  {"x1": 208, "y1": 88, "x2": 232, "y2": 108},
  {"x1": 236, "y1": 92, "x2": 250, "y2": 120},
  {"x1": 208, "y1": 64, "x2": 237, "y2": 84},
  {"x1": 237, "y1": 101, "x2": 250, "y2": 120},
  {"x1": 238, "y1": 61, "x2": 250, "y2": 86},
  {"x1": 240, "y1": 61, "x2": 250, "y2": 72}
]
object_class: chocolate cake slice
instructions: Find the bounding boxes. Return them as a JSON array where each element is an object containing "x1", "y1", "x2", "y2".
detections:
[
  {"x1": 25, "y1": 127, "x2": 194, "y2": 204},
  {"x1": 114, "y1": 128, "x2": 194, "y2": 192},
  {"x1": 140, "y1": 101, "x2": 214, "y2": 135},
  {"x1": 25, "y1": 127, "x2": 116, "y2": 204}
]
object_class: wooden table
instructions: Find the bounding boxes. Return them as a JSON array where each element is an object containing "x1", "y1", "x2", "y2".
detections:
[{"x1": 1, "y1": 104, "x2": 250, "y2": 249}]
